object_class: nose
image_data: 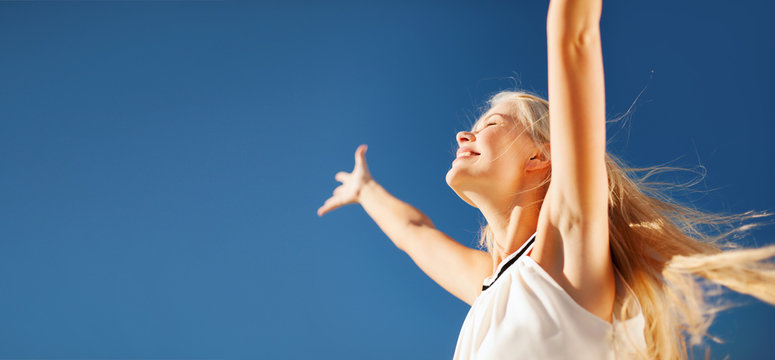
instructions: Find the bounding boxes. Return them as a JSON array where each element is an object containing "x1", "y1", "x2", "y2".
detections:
[{"x1": 457, "y1": 131, "x2": 475, "y2": 145}]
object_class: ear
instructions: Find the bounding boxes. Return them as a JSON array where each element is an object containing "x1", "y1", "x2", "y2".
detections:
[{"x1": 525, "y1": 145, "x2": 551, "y2": 172}]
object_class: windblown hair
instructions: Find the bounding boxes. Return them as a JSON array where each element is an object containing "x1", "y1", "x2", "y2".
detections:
[{"x1": 474, "y1": 90, "x2": 775, "y2": 360}]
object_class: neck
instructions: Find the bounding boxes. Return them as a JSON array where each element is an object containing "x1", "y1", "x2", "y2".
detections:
[{"x1": 466, "y1": 189, "x2": 545, "y2": 271}]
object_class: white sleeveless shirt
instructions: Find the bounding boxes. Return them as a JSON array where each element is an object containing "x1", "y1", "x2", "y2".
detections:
[{"x1": 453, "y1": 233, "x2": 646, "y2": 359}]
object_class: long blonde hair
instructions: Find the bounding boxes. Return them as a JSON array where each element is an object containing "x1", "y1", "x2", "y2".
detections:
[{"x1": 474, "y1": 90, "x2": 775, "y2": 360}]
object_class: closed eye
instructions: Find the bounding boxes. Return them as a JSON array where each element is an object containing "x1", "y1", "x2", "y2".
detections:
[{"x1": 471, "y1": 119, "x2": 500, "y2": 133}]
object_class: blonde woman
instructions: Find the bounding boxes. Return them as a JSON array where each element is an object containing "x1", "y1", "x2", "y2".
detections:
[{"x1": 318, "y1": 0, "x2": 775, "y2": 358}]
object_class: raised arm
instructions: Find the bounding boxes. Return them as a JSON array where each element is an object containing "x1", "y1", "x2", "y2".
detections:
[
  {"x1": 532, "y1": 0, "x2": 614, "y2": 321},
  {"x1": 546, "y1": 0, "x2": 606, "y2": 219},
  {"x1": 318, "y1": 145, "x2": 491, "y2": 305}
]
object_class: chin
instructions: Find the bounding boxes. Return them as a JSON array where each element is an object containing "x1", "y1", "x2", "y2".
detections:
[
  {"x1": 445, "y1": 166, "x2": 466, "y2": 189},
  {"x1": 445, "y1": 167, "x2": 456, "y2": 187},
  {"x1": 445, "y1": 168, "x2": 478, "y2": 208}
]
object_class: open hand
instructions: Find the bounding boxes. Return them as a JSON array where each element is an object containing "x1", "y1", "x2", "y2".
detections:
[{"x1": 317, "y1": 144, "x2": 373, "y2": 216}]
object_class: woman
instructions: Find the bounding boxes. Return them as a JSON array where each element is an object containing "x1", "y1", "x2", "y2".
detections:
[{"x1": 318, "y1": 0, "x2": 775, "y2": 359}]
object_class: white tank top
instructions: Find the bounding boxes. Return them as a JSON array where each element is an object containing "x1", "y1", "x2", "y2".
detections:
[{"x1": 453, "y1": 233, "x2": 647, "y2": 359}]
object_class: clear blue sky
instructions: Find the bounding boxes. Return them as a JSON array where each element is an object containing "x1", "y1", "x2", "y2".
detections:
[{"x1": 1, "y1": 1, "x2": 773, "y2": 359}]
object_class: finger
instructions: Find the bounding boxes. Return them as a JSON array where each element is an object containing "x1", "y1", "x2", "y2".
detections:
[
  {"x1": 335, "y1": 171, "x2": 350, "y2": 183},
  {"x1": 354, "y1": 144, "x2": 368, "y2": 169},
  {"x1": 317, "y1": 197, "x2": 343, "y2": 216}
]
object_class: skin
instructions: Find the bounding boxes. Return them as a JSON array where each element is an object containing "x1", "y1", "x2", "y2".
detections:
[{"x1": 317, "y1": 144, "x2": 372, "y2": 217}]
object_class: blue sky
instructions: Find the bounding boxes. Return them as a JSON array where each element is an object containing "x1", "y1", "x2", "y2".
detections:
[{"x1": 1, "y1": 0, "x2": 773, "y2": 359}]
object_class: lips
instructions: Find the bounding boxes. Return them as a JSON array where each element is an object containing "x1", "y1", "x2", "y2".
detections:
[{"x1": 456, "y1": 147, "x2": 480, "y2": 158}]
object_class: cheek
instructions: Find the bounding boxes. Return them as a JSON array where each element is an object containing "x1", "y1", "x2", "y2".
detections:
[
  {"x1": 480, "y1": 138, "x2": 527, "y2": 177},
  {"x1": 481, "y1": 134, "x2": 523, "y2": 163},
  {"x1": 488, "y1": 155, "x2": 523, "y2": 182}
]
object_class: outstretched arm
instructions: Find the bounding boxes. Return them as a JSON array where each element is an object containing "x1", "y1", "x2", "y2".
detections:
[
  {"x1": 319, "y1": 145, "x2": 491, "y2": 305},
  {"x1": 533, "y1": 0, "x2": 614, "y2": 321}
]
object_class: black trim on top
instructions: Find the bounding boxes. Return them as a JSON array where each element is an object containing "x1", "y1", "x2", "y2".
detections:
[{"x1": 481, "y1": 234, "x2": 536, "y2": 292}]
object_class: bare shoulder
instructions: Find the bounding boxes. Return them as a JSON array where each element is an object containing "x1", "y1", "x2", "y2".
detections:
[{"x1": 528, "y1": 186, "x2": 615, "y2": 323}]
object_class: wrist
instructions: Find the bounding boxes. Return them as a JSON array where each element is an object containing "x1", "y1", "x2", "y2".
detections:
[{"x1": 357, "y1": 178, "x2": 378, "y2": 204}]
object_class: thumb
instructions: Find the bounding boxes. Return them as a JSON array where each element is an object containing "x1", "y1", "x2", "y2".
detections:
[{"x1": 354, "y1": 144, "x2": 368, "y2": 168}]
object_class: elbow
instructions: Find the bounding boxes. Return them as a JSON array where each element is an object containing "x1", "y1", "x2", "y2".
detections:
[
  {"x1": 546, "y1": 5, "x2": 601, "y2": 48},
  {"x1": 409, "y1": 214, "x2": 435, "y2": 229},
  {"x1": 572, "y1": 27, "x2": 600, "y2": 48},
  {"x1": 546, "y1": 0, "x2": 603, "y2": 32},
  {"x1": 547, "y1": 22, "x2": 601, "y2": 50}
]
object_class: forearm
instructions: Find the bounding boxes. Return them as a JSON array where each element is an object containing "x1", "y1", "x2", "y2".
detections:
[
  {"x1": 547, "y1": 0, "x2": 602, "y2": 39},
  {"x1": 358, "y1": 179, "x2": 434, "y2": 251}
]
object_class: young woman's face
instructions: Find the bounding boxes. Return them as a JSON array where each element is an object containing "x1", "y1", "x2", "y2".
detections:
[{"x1": 445, "y1": 104, "x2": 541, "y2": 206}]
